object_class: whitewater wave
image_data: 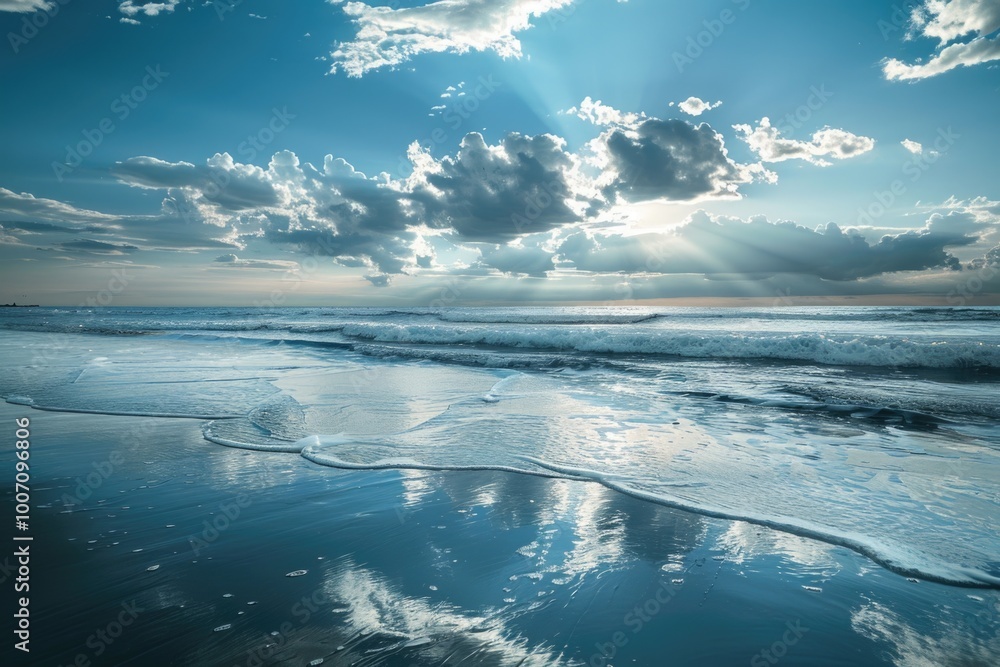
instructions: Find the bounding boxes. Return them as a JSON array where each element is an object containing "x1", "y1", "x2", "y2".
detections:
[{"x1": 339, "y1": 323, "x2": 1000, "y2": 369}]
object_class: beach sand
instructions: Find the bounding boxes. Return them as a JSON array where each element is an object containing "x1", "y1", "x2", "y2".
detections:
[{"x1": 6, "y1": 401, "x2": 999, "y2": 666}]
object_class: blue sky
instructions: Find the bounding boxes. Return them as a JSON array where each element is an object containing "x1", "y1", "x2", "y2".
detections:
[{"x1": 1, "y1": 0, "x2": 998, "y2": 305}]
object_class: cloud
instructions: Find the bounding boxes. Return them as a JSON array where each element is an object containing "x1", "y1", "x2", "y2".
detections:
[
  {"x1": 477, "y1": 242, "x2": 555, "y2": 276},
  {"x1": 733, "y1": 117, "x2": 876, "y2": 166},
  {"x1": 0, "y1": 225, "x2": 22, "y2": 244},
  {"x1": 910, "y1": 0, "x2": 1000, "y2": 43},
  {"x1": 364, "y1": 273, "x2": 391, "y2": 287},
  {"x1": 0, "y1": 188, "x2": 118, "y2": 225},
  {"x1": 118, "y1": 1, "x2": 183, "y2": 21},
  {"x1": 76, "y1": 260, "x2": 160, "y2": 269},
  {"x1": 922, "y1": 195, "x2": 1000, "y2": 251},
  {"x1": 556, "y1": 210, "x2": 980, "y2": 280},
  {"x1": 935, "y1": 194, "x2": 1000, "y2": 221},
  {"x1": 114, "y1": 155, "x2": 280, "y2": 211},
  {"x1": 212, "y1": 254, "x2": 300, "y2": 270},
  {"x1": 675, "y1": 97, "x2": 722, "y2": 116},
  {"x1": 594, "y1": 118, "x2": 764, "y2": 203},
  {"x1": 107, "y1": 114, "x2": 768, "y2": 272},
  {"x1": 49, "y1": 103, "x2": 782, "y2": 276},
  {"x1": 328, "y1": 0, "x2": 575, "y2": 77},
  {"x1": 884, "y1": 34, "x2": 1000, "y2": 79},
  {"x1": 114, "y1": 151, "x2": 422, "y2": 274},
  {"x1": 0, "y1": 186, "x2": 239, "y2": 253},
  {"x1": 883, "y1": 0, "x2": 1000, "y2": 80},
  {"x1": 565, "y1": 96, "x2": 645, "y2": 128},
  {"x1": 55, "y1": 239, "x2": 140, "y2": 255},
  {"x1": 0, "y1": 0, "x2": 51, "y2": 12},
  {"x1": 408, "y1": 132, "x2": 590, "y2": 242},
  {"x1": 901, "y1": 138, "x2": 924, "y2": 154}
]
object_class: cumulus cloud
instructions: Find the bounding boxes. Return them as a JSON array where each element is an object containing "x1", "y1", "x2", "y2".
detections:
[
  {"x1": 328, "y1": 0, "x2": 575, "y2": 77},
  {"x1": 409, "y1": 132, "x2": 590, "y2": 242},
  {"x1": 594, "y1": 118, "x2": 764, "y2": 202},
  {"x1": 118, "y1": 1, "x2": 183, "y2": 20},
  {"x1": 935, "y1": 194, "x2": 1000, "y2": 221},
  {"x1": 114, "y1": 154, "x2": 280, "y2": 211},
  {"x1": 901, "y1": 138, "x2": 924, "y2": 154},
  {"x1": 675, "y1": 96, "x2": 722, "y2": 116},
  {"x1": 556, "y1": 211, "x2": 979, "y2": 280},
  {"x1": 923, "y1": 195, "x2": 1000, "y2": 251},
  {"x1": 910, "y1": 0, "x2": 1000, "y2": 43},
  {"x1": 95, "y1": 108, "x2": 778, "y2": 272},
  {"x1": 883, "y1": 0, "x2": 1000, "y2": 80},
  {"x1": 117, "y1": 112, "x2": 769, "y2": 269},
  {"x1": 22, "y1": 94, "x2": 982, "y2": 295},
  {"x1": 733, "y1": 117, "x2": 876, "y2": 166},
  {"x1": 565, "y1": 96, "x2": 646, "y2": 128},
  {"x1": 565, "y1": 98, "x2": 774, "y2": 199}
]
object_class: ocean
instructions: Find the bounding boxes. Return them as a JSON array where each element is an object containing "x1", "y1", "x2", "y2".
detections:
[{"x1": 2, "y1": 306, "x2": 999, "y2": 664}]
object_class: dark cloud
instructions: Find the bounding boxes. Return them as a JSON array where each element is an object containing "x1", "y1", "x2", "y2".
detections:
[
  {"x1": 364, "y1": 273, "x2": 391, "y2": 287},
  {"x1": 114, "y1": 155, "x2": 280, "y2": 210},
  {"x1": 598, "y1": 119, "x2": 747, "y2": 203},
  {"x1": 1, "y1": 220, "x2": 93, "y2": 234},
  {"x1": 103, "y1": 121, "x2": 767, "y2": 275},
  {"x1": 411, "y1": 132, "x2": 586, "y2": 243},
  {"x1": 262, "y1": 222, "x2": 414, "y2": 275},
  {"x1": 54, "y1": 239, "x2": 140, "y2": 255},
  {"x1": 557, "y1": 212, "x2": 979, "y2": 280},
  {"x1": 21, "y1": 114, "x2": 991, "y2": 293}
]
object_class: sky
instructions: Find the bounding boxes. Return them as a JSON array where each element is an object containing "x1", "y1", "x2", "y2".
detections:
[{"x1": 0, "y1": 0, "x2": 999, "y2": 306}]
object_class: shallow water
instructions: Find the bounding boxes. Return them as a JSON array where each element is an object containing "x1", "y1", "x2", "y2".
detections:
[
  {"x1": 2, "y1": 306, "x2": 999, "y2": 591},
  {"x1": 7, "y1": 405, "x2": 999, "y2": 666}
]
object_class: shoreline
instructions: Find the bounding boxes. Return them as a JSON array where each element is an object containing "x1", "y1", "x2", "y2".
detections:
[{"x1": 6, "y1": 402, "x2": 998, "y2": 665}]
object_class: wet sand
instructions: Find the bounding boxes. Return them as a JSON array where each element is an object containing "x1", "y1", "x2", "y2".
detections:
[{"x1": 5, "y1": 402, "x2": 999, "y2": 666}]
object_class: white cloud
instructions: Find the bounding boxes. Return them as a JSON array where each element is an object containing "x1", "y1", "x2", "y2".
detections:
[
  {"x1": 118, "y1": 1, "x2": 182, "y2": 19},
  {"x1": 733, "y1": 117, "x2": 876, "y2": 167},
  {"x1": 901, "y1": 138, "x2": 924, "y2": 154},
  {"x1": 884, "y1": 33, "x2": 1000, "y2": 79},
  {"x1": 883, "y1": 0, "x2": 1000, "y2": 80},
  {"x1": 328, "y1": 0, "x2": 576, "y2": 77},
  {"x1": 565, "y1": 96, "x2": 645, "y2": 128},
  {"x1": 910, "y1": 0, "x2": 1000, "y2": 43},
  {"x1": 0, "y1": 0, "x2": 52, "y2": 12},
  {"x1": 0, "y1": 187, "x2": 118, "y2": 224},
  {"x1": 676, "y1": 96, "x2": 722, "y2": 116}
]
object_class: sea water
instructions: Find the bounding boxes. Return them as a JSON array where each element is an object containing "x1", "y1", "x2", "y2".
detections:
[{"x1": 1, "y1": 306, "x2": 998, "y2": 590}]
